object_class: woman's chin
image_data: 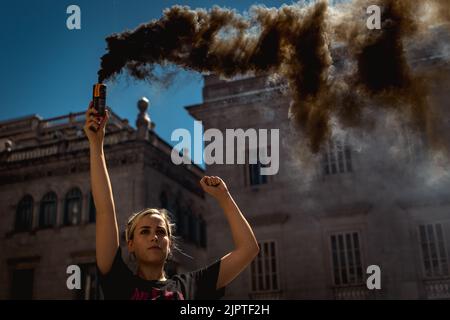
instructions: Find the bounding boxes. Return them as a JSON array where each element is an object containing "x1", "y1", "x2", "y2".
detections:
[{"x1": 140, "y1": 253, "x2": 165, "y2": 264}]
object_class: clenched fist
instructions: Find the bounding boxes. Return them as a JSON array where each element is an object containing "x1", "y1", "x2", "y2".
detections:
[{"x1": 200, "y1": 176, "x2": 229, "y2": 201}]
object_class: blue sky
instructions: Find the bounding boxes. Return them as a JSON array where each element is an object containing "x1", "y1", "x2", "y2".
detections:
[{"x1": 0, "y1": 0, "x2": 293, "y2": 155}]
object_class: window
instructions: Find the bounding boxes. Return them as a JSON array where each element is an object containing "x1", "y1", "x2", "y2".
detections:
[
  {"x1": 419, "y1": 223, "x2": 449, "y2": 278},
  {"x1": 178, "y1": 206, "x2": 188, "y2": 240},
  {"x1": 323, "y1": 139, "x2": 353, "y2": 175},
  {"x1": 64, "y1": 188, "x2": 82, "y2": 226},
  {"x1": 249, "y1": 163, "x2": 268, "y2": 186},
  {"x1": 88, "y1": 191, "x2": 96, "y2": 223},
  {"x1": 330, "y1": 232, "x2": 364, "y2": 286},
  {"x1": 76, "y1": 263, "x2": 100, "y2": 300},
  {"x1": 192, "y1": 215, "x2": 201, "y2": 246},
  {"x1": 39, "y1": 192, "x2": 57, "y2": 228},
  {"x1": 247, "y1": 148, "x2": 269, "y2": 186},
  {"x1": 159, "y1": 191, "x2": 168, "y2": 209},
  {"x1": 250, "y1": 241, "x2": 279, "y2": 292},
  {"x1": 10, "y1": 268, "x2": 34, "y2": 300},
  {"x1": 168, "y1": 199, "x2": 183, "y2": 239},
  {"x1": 174, "y1": 209, "x2": 184, "y2": 238},
  {"x1": 187, "y1": 209, "x2": 196, "y2": 243},
  {"x1": 402, "y1": 123, "x2": 425, "y2": 163},
  {"x1": 199, "y1": 216, "x2": 207, "y2": 248},
  {"x1": 177, "y1": 208, "x2": 187, "y2": 239},
  {"x1": 15, "y1": 195, "x2": 33, "y2": 232},
  {"x1": 168, "y1": 194, "x2": 183, "y2": 237}
]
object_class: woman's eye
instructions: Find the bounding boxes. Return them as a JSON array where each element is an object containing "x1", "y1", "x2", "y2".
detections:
[
  {"x1": 157, "y1": 229, "x2": 166, "y2": 235},
  {"x1": 141, "y1": 230, "x2": 149, "y2": 235}
]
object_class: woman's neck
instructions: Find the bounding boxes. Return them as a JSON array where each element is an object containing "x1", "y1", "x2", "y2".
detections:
[{"x1": 137, "y1": 263, "x2": 167, "y2": 281}]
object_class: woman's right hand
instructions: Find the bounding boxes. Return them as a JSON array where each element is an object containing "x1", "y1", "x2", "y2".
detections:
[{"x1": 83, "y1": 101, "x2": 110, "y2": 148}]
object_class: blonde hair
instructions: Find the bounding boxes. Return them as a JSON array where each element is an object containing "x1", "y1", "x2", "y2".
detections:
[{"x1": 125, "y1": 208, "x2": 176, "y2": 249}]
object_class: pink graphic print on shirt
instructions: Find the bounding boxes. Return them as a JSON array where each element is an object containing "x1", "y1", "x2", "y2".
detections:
[{"x1": 130, "y1": 287, "x2": 185, "y2": 300}]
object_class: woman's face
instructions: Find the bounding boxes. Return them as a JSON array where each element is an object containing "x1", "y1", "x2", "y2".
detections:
[{"x1": 128, "y1": 214, "x2": 170, "y2": 265}]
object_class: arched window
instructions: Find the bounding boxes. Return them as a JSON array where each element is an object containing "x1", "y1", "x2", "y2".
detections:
[
  {"x1": 192, "y1": 215, "x2": 201, "y2": 246},
  {"x1": 187, "y1": 207, "x2": 196, "y2": 242},
  {"x1": 171, "y1": 192, "x2": 184, "y2": 236},
  {"x1": 15, "y1": 195, "x2": 33, "y2": 232},
  {"x1": 199, "y1": 216, "x2": 207, "y2": 248},
  {"x1": 64, "y1": 188, "x2": 82, "y2": 226},
  {"x1": 88, "y1": 191, "x2": 96, "y2": 223},
  {"x1": 178, "y1": 206, "x2": 190, "y2": 239},
  {"x1": 174, "y1": 207, "x2": 184, "y2": 239},
  {"x1": 159, "y1": 191, "x2": 168, "y2": 209},
  {"x1": 39, "y1": 192, "x2": 57, "y2": 228}
]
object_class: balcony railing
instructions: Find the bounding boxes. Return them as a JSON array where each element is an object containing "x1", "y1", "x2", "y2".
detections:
[
  {"x1": 3, "y1": 131, "x2": 129, "y2": 163},
  {"x1": 249, "y1": 291, "x2": 282, "y2": 300},
  {"x1": 40, "y1": 111, "x2": 127, "y2": 129},
  {"x1": 424, "y1": 278, "x2": 450, "y2": 300},
  {"x1": 333, "y1": 284, "x2": 371, "y2": 300},
  {"x1": 6, "y1": 145, "x2": 59, "y2": 162}
]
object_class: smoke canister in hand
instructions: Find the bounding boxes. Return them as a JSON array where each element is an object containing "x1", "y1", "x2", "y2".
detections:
[
  {"x1": 90, "y1": 83, "x2": 107, "y2": 132},
  {"x1": 93, "y1": 83, "x2": 106, "y2": 116}
]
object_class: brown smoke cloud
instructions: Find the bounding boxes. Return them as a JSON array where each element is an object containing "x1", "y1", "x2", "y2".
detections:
[
  {"x1": 333, "y1": 0, "x2": 449, "y2": 152},
  {"x1": 97, "y1": 0, "x2": 449, "y2": 153}
]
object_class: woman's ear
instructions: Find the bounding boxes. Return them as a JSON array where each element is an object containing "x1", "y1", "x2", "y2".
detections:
[{"x1": 127, "y1": 239, "x2": 134, "y2": 253}]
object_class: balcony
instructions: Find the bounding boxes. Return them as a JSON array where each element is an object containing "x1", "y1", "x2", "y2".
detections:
[
  {"x1": 249, "y1": 291, "x2": 282, "y2": 300},
  {"x1": 424, "y1": 278, "x2": 450, "y2": 300},
  {"x1": 2, "y1": 131, "x2": 130, "y2": 164},
  {"x1": 333, "y1": 285, "x2": 372, "y2": 300}
]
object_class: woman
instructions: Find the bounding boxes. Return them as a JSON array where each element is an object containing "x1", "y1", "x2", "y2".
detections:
[{"x1": 84, "y1": 102, "x2": 259, "y2": 300}]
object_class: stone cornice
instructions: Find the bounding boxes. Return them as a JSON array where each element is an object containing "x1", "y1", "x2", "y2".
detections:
[
  {"x1": 0, "y1": 138, "x2": 205, "y2": 197},
  {"x1": 247, "y1": 212, "x2": 290, "y2": 226},
  {"x1": 186, "y1": 88, "x2": 288, "y2": 120}
]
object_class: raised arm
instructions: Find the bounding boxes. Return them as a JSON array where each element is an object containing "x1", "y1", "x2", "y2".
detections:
[
  {"x1": 200, "y1": 176, "x2": 259, "y2": 290},
  {"x1": 84, "y1": 102, "x2": 119, "y2": 275}
]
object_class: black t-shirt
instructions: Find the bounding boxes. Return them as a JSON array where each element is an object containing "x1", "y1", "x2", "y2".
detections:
[{"x1": 98, "y1": 247, "x2": 226, "y2": 300}]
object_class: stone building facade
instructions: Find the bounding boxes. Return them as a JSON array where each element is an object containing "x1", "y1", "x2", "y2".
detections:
[
  {"x1": 0, "y1": 99, "x2": 209, "y2": 299},
  {"x1": 186, "y1": 33, "x2": 450, "y2": 299}
]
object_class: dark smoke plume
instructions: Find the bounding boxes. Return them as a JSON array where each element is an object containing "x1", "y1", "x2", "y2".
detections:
[
  {"x1": 333, "y1": 0, "x2": 449, "y2": 152},
  {"x1": 97, "y1": 0, "x2": 449, "y2": 153}
]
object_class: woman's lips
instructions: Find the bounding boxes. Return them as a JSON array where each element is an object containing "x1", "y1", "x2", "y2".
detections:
[{"x1": 148, "y1": 246, "x2": 161, "y2": 250}]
